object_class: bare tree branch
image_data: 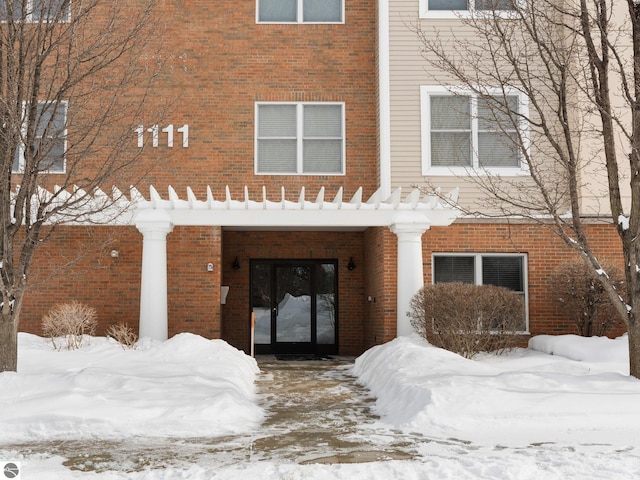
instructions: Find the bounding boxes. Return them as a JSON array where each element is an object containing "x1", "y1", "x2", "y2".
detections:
[
  {"x1": 0, "y1": 0, "x2": 162, "y2": 372},
  {"x1": 417, "y1": 0, "x2": 640, "y2": 376}
]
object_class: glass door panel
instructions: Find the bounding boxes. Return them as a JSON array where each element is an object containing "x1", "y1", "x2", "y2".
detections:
[
  {"x1": 250, "y1": 260, "x2": 338, "y2": 355},
  {"x1": 251, "y1": 263, "x2": 272, "y2": 345},
  {"x1": 275, "y1": 265, "x2": 312, "y2": 342},
  {"x1": 316, "y1": 263, "x2": 336, "y2": 344}
]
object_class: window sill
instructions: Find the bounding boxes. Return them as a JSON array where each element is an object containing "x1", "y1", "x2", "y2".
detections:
[
  {"x1": 422, "y1": 166, "x2": 530, "y2": 177},
  {"x1": 255, "y1": 172, "x2": 345, "y2": 176},
  {"x1": 419, "y1": 10, "x2": 520, "y2": 20},
  {"x1": 256, "y1": 20, "x2": 344, "y2": 25}
]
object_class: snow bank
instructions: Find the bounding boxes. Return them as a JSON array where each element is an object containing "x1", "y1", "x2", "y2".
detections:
[
  {"x1": 528, "y1": 333, "x2": 629, "y2": 370},
  {"x1": 354, "y1": 334, "x2": 640, "y2": 447},
  {"x1": 0, "y1": 333, "x2": 264, "y2": 442}
]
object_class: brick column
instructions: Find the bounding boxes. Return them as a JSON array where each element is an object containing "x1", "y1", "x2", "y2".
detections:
[
  {"x1": 390, "y1": 212, "x2": 431, "y2": 337},
  {"x1": 135, "y1": 210, "x2": 173, "y2": 340}
]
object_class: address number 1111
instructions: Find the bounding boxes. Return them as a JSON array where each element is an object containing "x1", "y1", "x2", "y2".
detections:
[{"x1": 135, "y1": 124, "x2": 189, "y2": 148}]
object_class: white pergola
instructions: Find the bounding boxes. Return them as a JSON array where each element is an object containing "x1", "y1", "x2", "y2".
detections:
[
  {"x1": 26, "y1": 184, "x2": 460, "y2": 341},
  {"x1": 132, "y1": 185, "x2": 461, "y2": 341}
]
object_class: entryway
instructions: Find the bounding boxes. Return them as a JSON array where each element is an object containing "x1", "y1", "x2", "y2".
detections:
[{"x1": 251, "y1": 260, "x2": 338, "y2": 356}]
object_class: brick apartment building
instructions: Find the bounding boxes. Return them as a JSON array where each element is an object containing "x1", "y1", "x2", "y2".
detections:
[{"x1": 15, "y1": 0, "x2": 624, "y2": 356}]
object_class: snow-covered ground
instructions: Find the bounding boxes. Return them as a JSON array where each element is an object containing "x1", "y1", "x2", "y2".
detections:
[{"x1": 1, "y1": 332, "x2": 640, "y2": 479}]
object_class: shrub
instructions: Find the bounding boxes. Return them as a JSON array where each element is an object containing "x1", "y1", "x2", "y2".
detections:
[
  {"x1": 550, "y1": 259, "x2": 624, "y2": 337},
  {"x1": 107, "y1": 322, "x2": 138, "y2": 349},
  {"x1": 42, "y1": 301, "x2": 97, "y2": 350},
  {"x1": 409, "y1": 282, "x2": 525, "y2": 358}
]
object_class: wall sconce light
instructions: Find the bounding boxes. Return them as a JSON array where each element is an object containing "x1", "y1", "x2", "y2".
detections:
[
  {"x1": 110, "y1": 249, "x2": 119, "y2": 258},
  {"x1": 232, "y1": 257, "x2": 240, "y2": 270},
  {"x1": 347, "y1": 257, "x2": 356, "y2": 271}
]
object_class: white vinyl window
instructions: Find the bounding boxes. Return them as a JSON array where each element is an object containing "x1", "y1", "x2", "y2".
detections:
[
  {"x1": 13, "y1": 101, "x2": 67, "y2": 174},
  {"x1": 1, "y1": 0, "x2": 71, "y2": 22},
  {"x1": 433, "y1": 253, "x2": 528, "y2": 331},
  {"x1": 255, "y1": 102, "x2": 345, "y2": 175},
  {"x1": 420, "y1": 0, "x2": 520, "y2": 19},
  {"x1": 421, "y1": 86, "x2": 528, "y2": 175},
  {"x1": 257, "y1": 0, "x2": 343, "y2": 23}
]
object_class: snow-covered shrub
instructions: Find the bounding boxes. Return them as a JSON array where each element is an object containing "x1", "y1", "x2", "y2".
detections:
[
  {"x1": 550, "y1": 259, "x2": 624, "y2": 337},
  {"x1": 107, "y1": 322, "x2": 138, "y2": 349},
  {"x1": 408, "y1": 282, "x2": 525, "y2": 358},
  {"x1": 42, "y1": 301, "x2": 97, "y2": 350}
]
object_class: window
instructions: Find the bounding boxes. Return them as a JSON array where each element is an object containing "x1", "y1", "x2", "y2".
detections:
[
  {"x1": 433, "y1": 253, "x2": 528, "y2": 331},
  {"x1": 13, "y1": 101, "x2": 67, "y2": 174},
  {"x1": 421, "y1": 0, "x2": 519, "y2": 19},
  {"x1": 421, "y1": 86, "x2": 528, "y2": 174},
  {"x1": 257, "y1": 0, "x2": 343, "y2": 23},
  {"x1": 1, "y1": 0, "x2": 71, "y2": 22},
  {"x1": 255, "y1": 102, "x2": 345, "y2": 175}
]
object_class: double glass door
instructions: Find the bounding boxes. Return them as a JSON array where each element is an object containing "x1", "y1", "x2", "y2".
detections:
[{"x1": 251, "y1": 260, "x2": 337, "y2": 355}]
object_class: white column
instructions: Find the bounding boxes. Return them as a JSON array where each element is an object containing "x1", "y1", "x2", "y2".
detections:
[
  {"x1": 135, "y1": 209, "x2": 173, "y2": 340},
  {"x1": 390, "y1": 212, "x2": 431, "y2": 337}
]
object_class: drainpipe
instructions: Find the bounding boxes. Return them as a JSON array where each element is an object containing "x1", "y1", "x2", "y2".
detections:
[
  {"x1": 390, "y1": 212, "x2": 431, "y2": 337},
  {"x1": 136, "y1": 209, "x2": 173, "y2": 340}
]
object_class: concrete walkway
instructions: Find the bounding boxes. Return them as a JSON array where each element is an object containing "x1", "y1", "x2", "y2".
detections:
[
  {"x1": 250, "y1": 356, "x2": 420, "y2": 464},
  {"x1": 6, "y1": 357, "x2": 432, "y2": 473}
]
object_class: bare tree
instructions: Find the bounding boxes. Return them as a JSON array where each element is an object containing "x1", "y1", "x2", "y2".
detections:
[
  {"x1": 551, "y1": 259, "x2": 625, "y2": 336},
  {"x1": 417, "y1": 0, "x2": 640, "y2": 377},
  {"x1": 0, "y1": 0, "x2": 160, "y2": 372}
]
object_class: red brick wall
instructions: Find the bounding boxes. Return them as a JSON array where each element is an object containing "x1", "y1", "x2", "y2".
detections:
[
  {"x1": 17, "y1": 220, "x2": 626, "y2": 349},
  {"x1": 167, "y1": 226, "x2": 222, "y2": 338},
  {"x1": 126, "y1": 0, "x2": 378, "y2": 203},
  {"x1": 20, "y1": 225, "x2": 223, "y2": 340},
  {"x1": 424, "y1": 221, "x2": 626, "y2": 338},
  {"x1": 20, "y1": 226, "x2": 142, "y2": 335},
  {"x1": 17, "y1": 1, "x2": 379, "y2": 346},
  {"x1": 221, "y1": 230, "x2": 365, "y2": 355},
  {"x1": 363, "y1": 227, "x2": 397, "y2": 349}
]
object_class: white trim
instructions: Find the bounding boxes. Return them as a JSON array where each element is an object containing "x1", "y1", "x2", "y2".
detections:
[
  {"x1": 22, "y1": 184, "x2": 461, "y2": 229},
  {"x1": 256, "y1": 0, "x2": 345, "y2": 24},
  {"x1": 378, "y1": 0, "x2": 392, "y2": 198},
  {"x1": 255, "y1": 101, "x2": 346, "y2": 176},
  {"x1": 419, "y1": 0, "x2": 524, "y2": 20},
  {"x1": 134, "y1": 185, "x2": 460, "y2": 228},
  {"x1": 420, "y1": 85, "x2": 529, "y2": 176}
]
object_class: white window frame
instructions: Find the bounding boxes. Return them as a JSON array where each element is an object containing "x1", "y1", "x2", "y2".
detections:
[
  {"x1": 432, "y1": 252, "x2": 529, "y2": 332},
  {"x1": 1, "y1": 0, "x2": 71, "y2": 23},
  {"x1": 419, "y1": 0, "x2": 524, "y2": 20},
  {"x1": 13, "y1": 100, "x2": 68, "y2": 174},
  {"x1": 255, "y1": 102, "x2": 346, "y2": 176},
  {"x1": 420, "y1": 85, "x2": 529, "y2": 176},
  {"x1": 256, "y1": 0, "x2": 345, "y2": 24}
]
